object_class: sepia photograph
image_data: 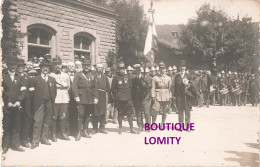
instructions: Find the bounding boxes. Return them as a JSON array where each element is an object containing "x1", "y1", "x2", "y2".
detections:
[{"x1": 0, "y1": 0, "x2": 259, "y2": 166}]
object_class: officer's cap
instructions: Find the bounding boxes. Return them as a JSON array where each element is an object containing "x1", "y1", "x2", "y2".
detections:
[
  {"x1": 168, "y1": 66, "x2": 173, "y2": 71},
  {"x1": 39, "y1": 57, "x2": 44, "y2": 60},
  {"x1": 173, "y1": 66, "x2": 177, "y2": 70}
]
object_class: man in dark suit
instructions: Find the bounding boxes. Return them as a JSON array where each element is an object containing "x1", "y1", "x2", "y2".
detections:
[
  {"x1": 30, "y1": 61, "x2": 57, "y2": 149},
  {"x1": 92, "y1": 63, "x2": 111, "y2": 134},
  {"x1": 17, "y1": 59, "x2": 32, "y2": 148},
  {"x1": 72, "y1": 60, "x2": 98, "y2": 141},
  {"x1": 174, "y1": 65, "x2": 197, "y2": 125},
  {"x1": 2, "y1": 56, "x2": 26, "y2": 153}
]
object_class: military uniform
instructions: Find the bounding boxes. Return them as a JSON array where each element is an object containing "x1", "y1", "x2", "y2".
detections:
[
  {"x1": 51, "y1": 70, "x2": 71, "y2": 141},
  {"x1": 151, "y1": 62, "x2": 172, "y2": 124},
  {"x1": 111, "y1": 63, "x2": 137, "y2": 134},
  {"x1": 249, "y1": 75, "x2": 259, "y2": 106},
  {"x1": 240, "y1": 76, "x2": 249, "y2": 105},
  {"x1": 230, "y1": 75, "x2": 241, "y2": 106},
  {"x1": 72, "y1": 69, "x2": 98, "y2": 140}
]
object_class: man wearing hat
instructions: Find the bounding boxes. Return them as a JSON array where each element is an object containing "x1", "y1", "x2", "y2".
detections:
[
  {"x1": 30, "y1": 61, "x2": 57, "y2": 149},
  {"x1": 132, "y1": 65, "x2": 153, "y2": 132},
  {"x1": 218, "y1": 71, "x2": 228, "y2": 106},
  {"x1": 92, "y1": 64, "x2": 111, "y2": 134},
  {"x1": 17, "y1": 59, "x2": 33, "y2": 148},
  {"x1": 72, "y1": 60, "x2": 98, "y2": 140},
  {"x1": 249, "y1": 74, "x2": 259, "y2": 106},
  {"x1": 230, "y1": 71, "x2": 241, "y2": 106},
  {"x1": 105, "y1": 67, "x2": 118, "y2": 124},
  {"x1": 111, "y1": 63, "x2": 137, "y2": 134},
  {"x1": 33, "y1": 56, "x2": 38, "y2": 64},
  {"x1": 50, "y1": 63, "x2": 71, "y2": 141},
  {"x1": 240, "y1": 74, "x2": 249, "y2": 106},
  {"x1": 167, "y1": 66, "x2": 173, "y2": 76},
  {"x1": 2, "y1": 56, "x2": 27, "y2": 153},
  {"x1": 174, "y1": 64, "x2": 197, "y2": 125},
  {"x1": 151, "y1": 61, "x2": 172, "y2": 124}
]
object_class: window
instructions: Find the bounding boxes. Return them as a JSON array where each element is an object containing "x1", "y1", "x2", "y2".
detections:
[
  {"x1": 74, "y1": 34, "x2": 94, "y2": 62},
  {"x1": 28, "y1": 28, "x2": 52, "y2": 60}
]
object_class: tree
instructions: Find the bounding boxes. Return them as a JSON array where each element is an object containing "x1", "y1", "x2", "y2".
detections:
[
  {"x1": 179, "y1": 3, "x2": 258, "y2": 72},
  {"x1": 1, "y1": 0, "x2": 23, "y2": 60},
  {"x1": 108, "y1": 0, "x2": 148, "y2": 65},
  {"x1": 106, "y1": 50, "x2": 122, "y2": 67}
]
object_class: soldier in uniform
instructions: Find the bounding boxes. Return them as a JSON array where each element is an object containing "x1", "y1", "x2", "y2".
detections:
[
  {"x1": 2, "y1": 56, "x2": 26, "y2": 153},
  {"x1": 218, "y1": 71, "x2": 228, "y2": 106},
  {"x1": 240, "y1": 74, "x2": 249, "y2": 106},
  {"x1": 51, "y1": 63, "x2": 71, "y2": 141},
  {"x1": 151, "y1": 62, "x2": 172, "y2": 124},
  {"x1": 199, "y1": 71, "x2": 210, "y2": 107},
  {"x1": 111, "y1": 63, "x2": 137, "y2": 134},
  {"x1": 249, "y1": 74, "x2": 259, "y2": 106},
  {"x1": 92, "y1": 64, "x2": 111, "y2": 134},
  {"x1": 30, "y1": 61, "x2": 57, "y2": 149},
  {"x1": 230, "y1": 72, "x2": 241, "y2": 106},
  {"x1": 72, "y1": 60, "x2": 98, "y2": 141}
]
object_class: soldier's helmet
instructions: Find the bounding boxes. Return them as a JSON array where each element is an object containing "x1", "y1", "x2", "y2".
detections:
[
  {"x1": 173, "y1": 66, "x2": 177, "y2": 70},
  {"x1": 133, "y1": 64, "x2": 141, "y2": 70},
  {"x1": 127, "y1": 65, "x2": 133, "y2": 71},
  {"x1": 117, "y1": 63, "x2": 125, "y2": 68},
  {"x1": 158, "y1": 61, "x2": 166, "y2": 68},
  {"x1": 150, "y1": 66, "x2": 156, "y2": 71},
  {"x1": 168, "y1": 66, "x2": 173, "y2": 71}
]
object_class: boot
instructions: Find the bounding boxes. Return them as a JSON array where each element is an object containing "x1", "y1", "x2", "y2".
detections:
[
  {"x1": 130, "y1": 128, "x2": 138, "y2": 134},
  {"x1": 51, "y1": 134, "x2": 57, "y2": 142},
  {"x1": 82, "y1": 129, "x2": 91, "y2": 138},
  {"x1": 59, "y1": 120, "x2": 70, "y2": 140},
  {"x1": 75, "y1": 131, "x2": 81, "y2": 141},
  {"x1": 118, "y1": 128, "x2": 123, "y2": 134}
]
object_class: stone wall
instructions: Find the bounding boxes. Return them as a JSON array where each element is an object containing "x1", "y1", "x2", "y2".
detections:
[{"x1": 13, "y1": 0, "x2": 117, "y2": 65}]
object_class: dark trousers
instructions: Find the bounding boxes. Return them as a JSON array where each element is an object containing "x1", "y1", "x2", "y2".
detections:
[
  {"x1": 231, "y1": 94, "x2": 241, "y2": 106},
  {"x1": 250, "y1": 93, "x2": 259, "y2": 106},
  {"x1": 202, "y1": 91, "x2": 209, "y2": 106},
  {"x1": 2, "y1": 108, "x2": 22, "y2": 149},
  {"x1": 176, "y1": 95, "x2": 190, "y2": 124},
  {"x1": 69, "y1": 98, "x2": 77, "y2": 136},
  {"x1": 21, "y1": 110, "x2": 31, "y2": 144},
  {"x1": 241, "y1": 92, "x2": 247, "y2": 105},
  {"x1": 51, "y1": 103, "x2": 68, "y2": 135},
  {"x1": 115, "y1": 100, "x2": 134, "y2": 129},
  {"x1": 77, "y1": 104, "x2": 94, "y2": 132},
  {"x1": 32, "y1": 100, "x2": 52, "y2": 143},
  {"x1": 93, "y1": 114, "x2": 106, "y2": 130},
  {"x1": 142, "y1": 99, "x2": 151, "y2": 126}
]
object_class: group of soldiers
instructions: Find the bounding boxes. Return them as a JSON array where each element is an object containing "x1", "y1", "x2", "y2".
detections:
[{"x1": 2, "y1": 54, "x2": 259, "y2": 154}]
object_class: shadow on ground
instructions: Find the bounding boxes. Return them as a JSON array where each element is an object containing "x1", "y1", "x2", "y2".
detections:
[{"x1": 224, "y1": 149, "x2": 259, "y2": 167}]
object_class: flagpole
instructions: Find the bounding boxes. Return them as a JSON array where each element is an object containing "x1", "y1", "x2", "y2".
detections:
[{"x1": 144, "y1": 0, "x2": 154, "y2": 80}]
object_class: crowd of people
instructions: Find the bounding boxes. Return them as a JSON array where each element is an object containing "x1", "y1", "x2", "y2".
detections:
[{"x1": 2, "y1": 54, "x2": 259, "y2": 154}]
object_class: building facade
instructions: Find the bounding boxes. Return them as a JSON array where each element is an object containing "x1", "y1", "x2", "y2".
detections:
[{"x1": 13, "y1": 0, "x2": 117, "y2": 65}]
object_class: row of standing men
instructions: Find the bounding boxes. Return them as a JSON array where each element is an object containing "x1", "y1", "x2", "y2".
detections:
[{"x1": 2, "y1": 55, "x2": 259, "y2": 154}]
